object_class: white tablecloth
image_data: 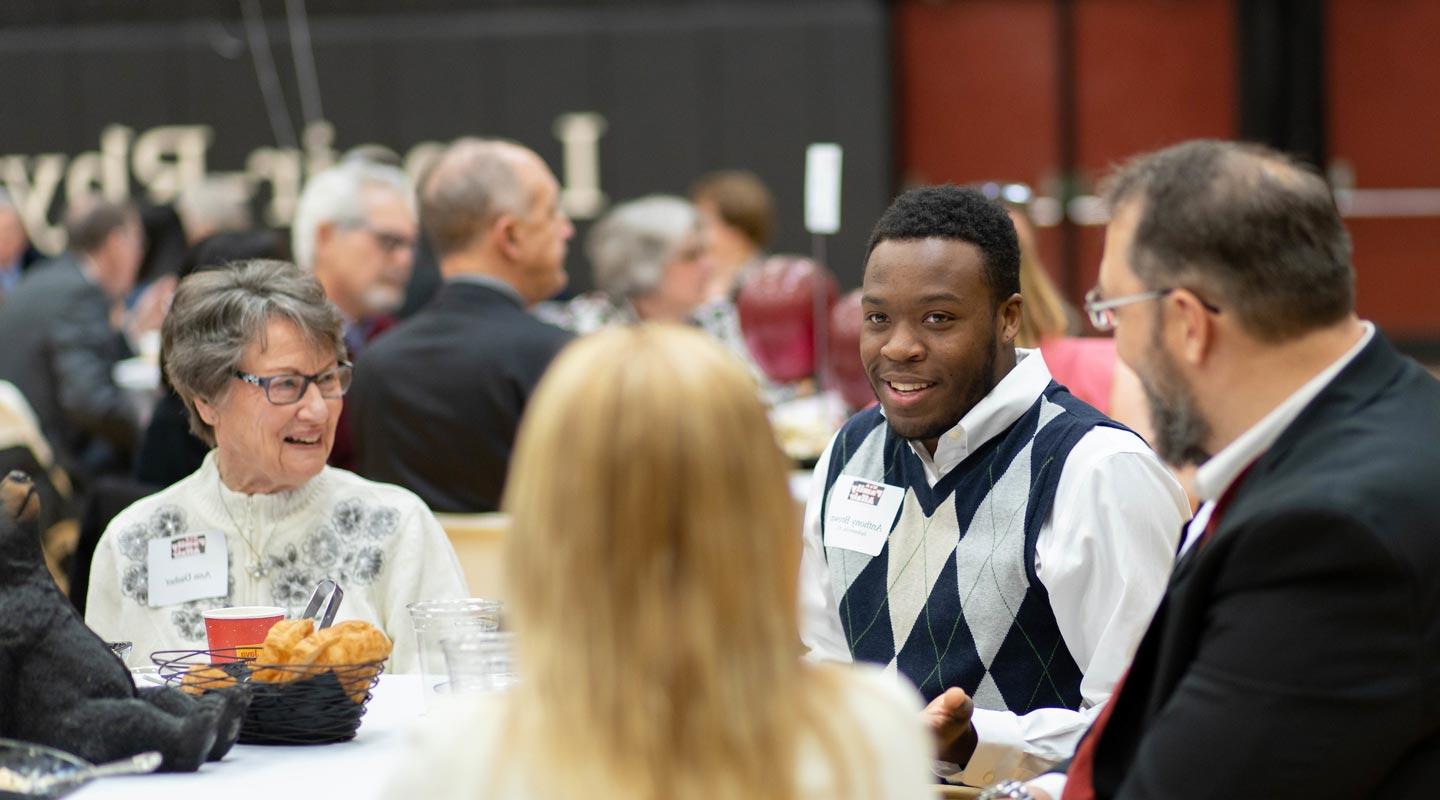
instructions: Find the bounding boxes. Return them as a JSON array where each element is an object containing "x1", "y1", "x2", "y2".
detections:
[{"x1": 71, "y1": 675, "x2": 427, "y2": 799}]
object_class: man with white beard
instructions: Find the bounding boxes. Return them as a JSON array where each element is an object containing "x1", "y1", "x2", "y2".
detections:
[
  {"x1": 293, "y1": 159, "x2": 417, "y2": 353},
  {"x1": 291, "y1": 158, "x2": 417, "y2": 469}
]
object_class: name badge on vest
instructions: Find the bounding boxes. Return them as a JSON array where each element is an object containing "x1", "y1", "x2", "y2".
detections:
[
  {"x1": 146, "y1": 531, "x2": 229, "y2": 607},
  {"x1": 824, "y1": 474, "x2": 905, "y2": 557}
]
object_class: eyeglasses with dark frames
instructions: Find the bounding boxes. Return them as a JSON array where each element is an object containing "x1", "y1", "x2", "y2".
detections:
[
  {"x1": 344, "y1": 222, "x2": 416, "y2": 255},
  {"x1": 1083, "y1": 287, "x2": 1221, "y2": 332},
  {"x1": 233, "y1": 362, "x2": 353, "y2": 405}
]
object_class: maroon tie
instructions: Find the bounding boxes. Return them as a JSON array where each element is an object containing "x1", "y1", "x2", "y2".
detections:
[
  {"x1": 1060, "y1": 464, "x2": 1255, "y2": 800},
  {"x1": 1191, "y1": 463, "x2": 1255, "y2": 551},
  {"x1": 1059, "y1": 672, "x2": 1125, "y2": 800}
]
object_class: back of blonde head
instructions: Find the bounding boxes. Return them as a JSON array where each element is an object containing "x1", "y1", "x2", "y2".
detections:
[
  {"x1": 1008, "y1": 207, "x2": 1078, "y2": 346},
  {"x1": 503, "y1": 324, "x2": 861, "y2": 800}
]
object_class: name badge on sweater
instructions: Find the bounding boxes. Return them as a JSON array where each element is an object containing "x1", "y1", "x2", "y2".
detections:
[
  {"x1": 147, "y1": 531, "x2": 228, "y2": 607},
  {"x1": 824, "y1": 475, "x2": 904, "y2": 556}
]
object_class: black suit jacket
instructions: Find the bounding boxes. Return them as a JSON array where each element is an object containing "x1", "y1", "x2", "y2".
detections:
[
  {"x1": 1078, "y1": 331, "x2": 1440, "y2": 798},
  {"x1": 348, "y1": 280, "x2": 571, "y2": 513},
  {"x1": 0, "y1": 257, "x2": 137, "y2": 484}
]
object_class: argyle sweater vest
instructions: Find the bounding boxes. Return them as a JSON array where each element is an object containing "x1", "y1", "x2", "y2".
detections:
[{"x1": 820, "y1": 382, "x2": 1124, "y2": 708}]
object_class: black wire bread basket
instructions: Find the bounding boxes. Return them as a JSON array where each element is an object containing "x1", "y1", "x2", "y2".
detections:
[
  {"x1": 150, "y1": 580, "x2": 387, "y2": 745},
  {"x1": 150, "y1": 647, "x2": 384, "y2": 745}
]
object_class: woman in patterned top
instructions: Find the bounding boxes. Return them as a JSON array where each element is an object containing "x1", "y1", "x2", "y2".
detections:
[{"x1": 85, "y1": 259, "x2": 466, "y2": 672}]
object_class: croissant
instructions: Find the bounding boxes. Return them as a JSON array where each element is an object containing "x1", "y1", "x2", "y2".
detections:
[
  {"x1": 250, "y1": 618, "x2": 315, "y2": 683},
  {"x1": 249, "y1": 619, "x2": 392, "y2": 702},
  {"x1": 180, "y1": 665, "x2": 236, "y2": 695}
]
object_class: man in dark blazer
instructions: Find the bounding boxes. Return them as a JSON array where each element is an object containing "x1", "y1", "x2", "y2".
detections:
[
  {"x1": 0, "y1": 199, "x2": 145, "y2": 489},
  {"x1": 348, "y1": 139, "x2": 574, "y2": 513},
  {"x1": 994, "y1": 140, "x2": 1440, "y2": 800}
]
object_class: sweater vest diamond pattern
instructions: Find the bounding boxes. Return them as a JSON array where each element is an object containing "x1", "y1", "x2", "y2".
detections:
[{"x1": 820, "y1": 382, "x2": 1122, "y2": 709}]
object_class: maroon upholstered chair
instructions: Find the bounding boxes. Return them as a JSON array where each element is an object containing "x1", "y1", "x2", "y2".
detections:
[{"x1": 735, "y1": 256, "x2": 838, "y2": 384}]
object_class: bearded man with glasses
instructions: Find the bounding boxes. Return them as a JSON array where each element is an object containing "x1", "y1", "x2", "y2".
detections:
[{"x1": 1014, "y1": 140, "x2": 1440, "y2": 800}]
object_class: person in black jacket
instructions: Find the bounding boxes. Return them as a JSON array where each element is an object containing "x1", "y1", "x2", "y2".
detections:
[
  {"x1": 0, "y1": 189, "x2": 43, "y2": 297},
  {"x1": 348, "y1": 139, "x2": 574, "y2": 513},
  {"x1": 1008, "y1": 139, "x2": 1440, "y2": 800},
  {"x1": 0, "y1": 199, "x2": 147, "y2": 489}
]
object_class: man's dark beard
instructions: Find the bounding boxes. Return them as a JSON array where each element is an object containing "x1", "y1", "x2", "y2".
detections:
[
  {"x1": 1140, "y1": 333, "x2": 1212, "y2": 467},
  {"x1": 908, "y1": 335, "x2": 1000, "y2": 444}
]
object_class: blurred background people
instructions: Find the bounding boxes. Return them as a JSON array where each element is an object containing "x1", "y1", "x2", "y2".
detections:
[
  {"x1": 0, "y1": 380, "x2": 75, "y2": 590},
  {"x1": 86, "y1": 259, "x2": 466, "y2": 671},
  {"x1": 690, "y1": 169, "x2": 775, "y2": 304},
  {"x1": 175, "y1": 176, "x2": 253, "y2": 248},
  {"x1": 386, "y1": 324, "x2": 933, "y2": 800},
  {"x1": 536, "y1": 194, "x2": 710, "y2": 333},
  {"x1": 0, "y1": 188, "x2": 42, "y2": 300},
  {"x1": 0, "y1": 198, "x2": 150, "y2": 490},
  {"x1": 292, "y1": 159, "x2": 418, "y2": 470},
  {"x1": 349, "y1": 139, "x2": 573, "y2": 513},
  {"x1": 292, "y1": 159, "x2": 417, "y2": 356}
]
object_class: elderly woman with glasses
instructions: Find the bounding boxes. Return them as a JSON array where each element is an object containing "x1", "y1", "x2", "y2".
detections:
[{"x1": 86, "y1": 260, "x2": 467, "y2": 672}]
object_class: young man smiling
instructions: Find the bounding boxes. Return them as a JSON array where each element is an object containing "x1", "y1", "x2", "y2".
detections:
[{"x1": 798, "y1": 186, "x2": 1189, "y2": 786}]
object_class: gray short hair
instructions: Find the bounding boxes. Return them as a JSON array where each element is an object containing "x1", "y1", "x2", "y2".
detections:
[
  {"x1": 419, "y1": 138, "x2": 530, "y2": 257},
  {"x1": 177, "y1": 176, "x2": 252, "y2": 238},
  {"x1": 292, "y1": 160, "x2": 414, "y2": 270},
  {"x1": 585, "y1": 195, "x2": 697, "y2": 298},
  {"x1": 162, "y1": 259, "x2": 345, "y2": 446}
]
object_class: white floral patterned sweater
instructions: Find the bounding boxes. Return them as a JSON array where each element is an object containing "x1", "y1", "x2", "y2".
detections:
[{"x1": 85, "y1": 452, "x2": 468, "y2": 673}]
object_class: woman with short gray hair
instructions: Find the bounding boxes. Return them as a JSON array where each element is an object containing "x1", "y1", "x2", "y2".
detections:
[
  {"x1": 537, "y1": 195, "x2": 711, "y2": 333},
  {"x1": 86, "y1": 260, "x2": 466, "y2": 673}
]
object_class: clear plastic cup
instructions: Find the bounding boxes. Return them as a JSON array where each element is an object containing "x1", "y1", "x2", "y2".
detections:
[
  {"x1": 406, "y1": 598, "x2": 502, "y2": 707},
  {"x1": 440, "y1": 631, "x2": 518, "y2": 694}
]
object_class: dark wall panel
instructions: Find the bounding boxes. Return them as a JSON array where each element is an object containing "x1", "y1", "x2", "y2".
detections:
[
  {"x1": 598, "y1": 30, "x2": 705, "y2": 196},
  {"x1": 0, "y1": 1, "x2": 891, "y2": 291}
]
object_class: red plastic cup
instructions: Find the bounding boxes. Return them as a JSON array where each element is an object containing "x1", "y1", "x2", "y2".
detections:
[{"x1": 203, "y1": 606, "x2": 286, "y2": 663}]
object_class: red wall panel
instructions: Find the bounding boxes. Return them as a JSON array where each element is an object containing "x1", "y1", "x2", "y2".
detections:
[
  {"x1": 1068, "y1": 0, "x2": 1235, "y2": 296},
  {"x1": 1073, "y1": 0, "x2": 1235, "y2": 170},
  {"x1": 895, "y1": 0, "x2": 1233, "y2": 306},
  {"x1": 895, "y1": 0, "x2": 1440, "y2": 341},
  {"x1": 1329, "y1": 0, "x2": 1440, "y2": 338},
  {"x1": 895, "y1": 0, "x2": 1057, "y2": 189}
]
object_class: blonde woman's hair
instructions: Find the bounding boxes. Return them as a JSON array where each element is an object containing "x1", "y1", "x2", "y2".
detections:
[
  {"x1": 1008, "y1": 207, "x2": 1079, "y2": 346},
  {"x1": 502, "y1": 324, "x2": 864, "y2": 800}
]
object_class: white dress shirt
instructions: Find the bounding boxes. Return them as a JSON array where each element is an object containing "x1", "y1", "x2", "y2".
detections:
[
  {"x1": 1028, "y1": 322, "x2": 1374, "y2": 800},
  {"x1": 799, "y1": 348, "x2": 1190, "y2": 786}
]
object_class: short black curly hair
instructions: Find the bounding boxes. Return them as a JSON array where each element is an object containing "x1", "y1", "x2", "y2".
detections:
[{"x1": 865, "y1": 185, "x2": 1021, "y2": 305}]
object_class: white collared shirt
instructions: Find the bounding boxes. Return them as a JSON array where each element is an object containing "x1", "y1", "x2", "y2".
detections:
[
  {"x1": 1029, "y1": 321, "x2": 1375, "y2": 800},
  {"x1": 799, "y1": 348, "x2": 1190, "y2": 785}
]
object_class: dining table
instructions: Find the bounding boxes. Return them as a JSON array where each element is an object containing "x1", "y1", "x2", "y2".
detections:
[{"x1": 71, "y1": 674, "x2": 428, "y2": 799}]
